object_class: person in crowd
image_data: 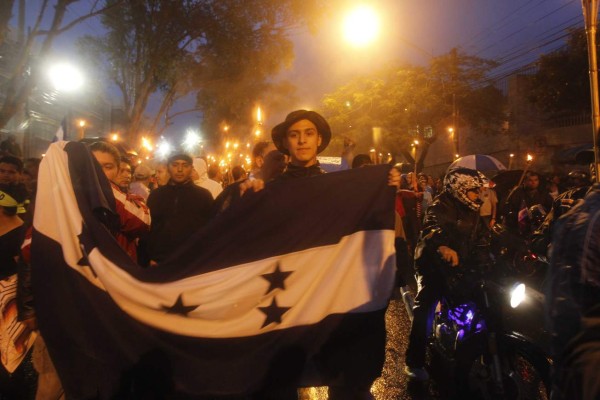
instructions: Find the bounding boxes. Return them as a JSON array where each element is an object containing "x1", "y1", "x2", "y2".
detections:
[
  {"x1": 240, "y1": 109, "x2": 401, "y2": 400},
  {"x1": 565, "y1": 169, "x2": 591, "y2": 190},
  {"x1": 0, "y1": 134, "x2": 22, "y2": 158},
  {"x1": 504, "y1": 171, "x2": 553, "y2": 231},
  {"x1": 193, "y1": 157, "x2": 223, "y2": 199},
  {"x1": 249, "y1": 141, "x2": 276, "y2": 180},
  {"x1": 418, "y1": 174, "x2": 433, "y2": 214},
  {"x1": 397, "y1": 171, "x2": 422, "y2": 253},
  {"x1": 545, "y1": 182, "x2": 600, "y2": 400},
  {"x1": 0, "y1": 183, "x2": 36, "y2": 399},
  {"x1": 154, "y1": 162, "x2": 170, "y2": 189},
  {"x1": 129, "y1": 164, "x2": 152, "y2": 201},
  {"x1": 208, "y1": 164, "x2": 223, "y2": 186},
  {"x1": 116, "y1": 157, "x2": 133, "y2": 193},
  {"x1": 479, "y1": 181, "x2": 498, "y2": 228},
  {"x1": 351, "y1": 153, "x2": 372, "y2": 169},
  {"x1": 231, "y1": 165, "x2": 247, "y2": 182},
  {"x1": 89, "y1": 142, "x2": 150, "y2": 261},
  {"x1": 404, "y1": 167, "x2": 489, "y2": 381},
  {"x1": 146, "y1": 153, "x2": 213, "y2": 264},
  {"x1": 0, "y1": 155, "x2": 23, "y2": 186},
  {"x1": 21, "y1": 158, "x2": 41, "y2": 194},
  {"x1": 531, "y1": 164, "x2": 596, "y2": 258}
]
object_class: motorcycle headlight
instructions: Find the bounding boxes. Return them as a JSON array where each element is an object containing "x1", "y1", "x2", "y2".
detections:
[{"x1": 510, "y1": 283, "x2": 526, "y2": 308}]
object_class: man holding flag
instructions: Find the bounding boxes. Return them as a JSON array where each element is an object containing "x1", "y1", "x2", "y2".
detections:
[{"x1": 29, "y1": 111, "x2": 399, "y2": 399}]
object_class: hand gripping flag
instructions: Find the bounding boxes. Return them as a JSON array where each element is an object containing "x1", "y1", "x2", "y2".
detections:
[{"x1": 31, "y1": 142, "x2": 397, "y2": 399}]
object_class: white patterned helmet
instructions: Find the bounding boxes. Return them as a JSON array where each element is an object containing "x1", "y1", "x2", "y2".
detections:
[{"x1": 444, "y1": 167, "x2": 488, "y2": 210}]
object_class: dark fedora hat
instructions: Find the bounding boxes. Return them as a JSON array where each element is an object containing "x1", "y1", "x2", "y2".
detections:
[{"x1": 271, "y1": 110, "x2": 331, "y2": 155}]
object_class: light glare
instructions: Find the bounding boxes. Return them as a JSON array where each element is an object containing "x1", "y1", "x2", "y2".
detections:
[
  {"x1": 343, "y1": 5, "x2": 380, "y2": 47},
  {"x1": 48, "y1": 63, "x2": 84, "y2": 92}
]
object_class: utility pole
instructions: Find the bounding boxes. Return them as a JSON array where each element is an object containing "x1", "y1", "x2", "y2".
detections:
[
  {"x1": 450, "y1": 48, "x2": 459, "y2": 157},
  {"x1": 582, "y1": 0, "x2": 600, "y2": 182}
]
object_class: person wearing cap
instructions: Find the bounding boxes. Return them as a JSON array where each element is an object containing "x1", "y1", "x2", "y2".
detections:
[
  {"x1": 241, "y1": 110, "x2": 400, "y2": 399},
  {"x1": 146, "y1": 152, "x2": 214, "y2": 264},
  {"x1": 130, "y1": 164, "x2": 153, "y2": 201}
]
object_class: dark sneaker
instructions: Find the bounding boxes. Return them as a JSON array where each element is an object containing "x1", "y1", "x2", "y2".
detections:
[{"x1": 404, "y1": 365, "x2": 429, "y2": 381}]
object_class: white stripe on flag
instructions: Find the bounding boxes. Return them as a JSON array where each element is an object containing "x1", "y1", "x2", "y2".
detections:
[{"x1": 88, "y1": 229, "x2": 395, "y2": 338}]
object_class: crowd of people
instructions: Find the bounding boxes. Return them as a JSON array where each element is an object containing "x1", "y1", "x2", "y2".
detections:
[{"x1": 0, "y1": 112, "x2": 598, "y2": 398}]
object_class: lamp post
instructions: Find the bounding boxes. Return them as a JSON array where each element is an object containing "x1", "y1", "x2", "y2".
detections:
[
  {"x1": 78, "y1": 119, "x2": 86, "y2": 140},
  {"x1": 582, "y1": 0, "x2": 600, "y2": 182}
]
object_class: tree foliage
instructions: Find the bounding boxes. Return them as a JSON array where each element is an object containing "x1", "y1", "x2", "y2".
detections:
[
  {"x1": 0, "y1": 0, "x2": 118, "y2": 131},
  {"x1": 322, "y1": 48, "x2": 504, "y2": 158},
  {"x1": 528, "y1": 28, "x2": 594, "y2": 118},
  {"x1": 80, "y1": 0, "x2": 326, "y2": 142}
]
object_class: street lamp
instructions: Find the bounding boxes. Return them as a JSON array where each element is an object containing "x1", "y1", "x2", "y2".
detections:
[
  {"x1": 78, "y1": 119, "x2": 87, "y2": 139},
  {"x1": 46, "y1": 61, "x2": 85, "y2": 142},
  {"x1": 342, "y1": 5, "x2": 381, "y2": 47},
  {"x1": 47, "y1": 63, "x2": 84, "y2": 93}
]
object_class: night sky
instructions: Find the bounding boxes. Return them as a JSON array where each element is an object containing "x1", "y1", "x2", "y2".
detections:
[{"x1": 22, "y1": 0, "x2": 585, "y2": 135}]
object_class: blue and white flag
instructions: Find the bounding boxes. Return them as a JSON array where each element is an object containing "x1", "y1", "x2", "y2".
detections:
[{"x1": 31, "y1": 141, "x2": 396, "y2": 399}]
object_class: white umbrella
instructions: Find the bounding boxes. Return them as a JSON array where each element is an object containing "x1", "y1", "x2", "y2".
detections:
[{"x1": 449, "y1": 154, "x2": 506, "y2": 172}]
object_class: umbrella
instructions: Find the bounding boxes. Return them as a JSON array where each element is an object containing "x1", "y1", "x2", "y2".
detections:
[{"x1": 449, "y1": 154, "x2": 506, "y2": 172}]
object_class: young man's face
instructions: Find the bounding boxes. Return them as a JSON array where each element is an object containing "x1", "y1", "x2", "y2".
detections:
[
  {"x1": 117, "y1": 163, "x2": 132, "y2": 189},
  {"x1": 92, "y1": 151, "x2": 119, "y2": 183},
  {"x1": 168, "y1": 159, "x2": 193, "y2": 184},
  {"x1": 284, "y1": 119, "x2": 322, "y2": 167},
  {"x1": 0, "y1": 162, "x2": 20, "y2": 184}
]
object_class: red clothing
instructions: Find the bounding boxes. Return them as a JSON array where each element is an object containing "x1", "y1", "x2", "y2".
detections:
[{"x1": 111, "y1": 184, "x2": 150, "y2": 261}]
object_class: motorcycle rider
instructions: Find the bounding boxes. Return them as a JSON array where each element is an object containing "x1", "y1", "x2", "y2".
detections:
[{"x1": 404, "y1": 167, "x2": 489, "y2": 381}]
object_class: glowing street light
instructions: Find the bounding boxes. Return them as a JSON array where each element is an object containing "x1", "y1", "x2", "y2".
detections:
[
  {"x1": 141, "y1": 137, "x2": 153, "y2": 151},
  {"x1": 256, "y1": 106, "x2": 262, "y2": 124},
  {"x1": 182, "y1": 128, "x2": 201, "y2": 152},
  {"x1": 156, "y1": 139, "x2": 172, "y2": 160},
  {"x1": 342, "y1": 5, "x2": 381, "y2": 47},
  {"x1": 47, "y1": 62, "x2": 84, "y2": 92}
]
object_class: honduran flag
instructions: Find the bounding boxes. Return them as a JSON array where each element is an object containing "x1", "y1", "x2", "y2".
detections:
[{"x1": 31, "y1": 141, "x2": 396, "y2": 399}]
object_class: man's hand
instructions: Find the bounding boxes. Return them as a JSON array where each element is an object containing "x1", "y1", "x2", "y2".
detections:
[
  {"x1": 388, "y1": 168, "x2": 401, "y2": 188},
  {"x1": 22, "y1": 317, "x2": 37, "y2": 331},
  {"x1": 240, "y1": 179, "x2": 265, "y2": 196},
  {"x1": 438, "y1": 245, "x2": 459, "y2": 267}
]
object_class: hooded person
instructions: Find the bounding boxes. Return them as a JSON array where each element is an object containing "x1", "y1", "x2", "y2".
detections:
[
  {"x1": 193, "y1": 157, "x2": 222, "y2": 199},
  {"x1": 404, "y1": 167, "x2": 490, "y2": 381}
]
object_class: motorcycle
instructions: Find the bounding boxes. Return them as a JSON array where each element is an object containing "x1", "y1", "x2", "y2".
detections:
[{"x1": 429, "y1": 238, "x2": 551, "y2": 399}]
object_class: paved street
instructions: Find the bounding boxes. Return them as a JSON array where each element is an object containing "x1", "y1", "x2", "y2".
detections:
[{"x1": 298, "y1": 292, "x2": 442, "y2": 400}]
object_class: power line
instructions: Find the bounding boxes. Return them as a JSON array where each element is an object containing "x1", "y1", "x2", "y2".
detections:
[
  {"x1": 473, "y1": 0, "x2": 579, "y2": 57},
  {"x1": 462, "y1": 0, "x2": 544, "y2": 51}
]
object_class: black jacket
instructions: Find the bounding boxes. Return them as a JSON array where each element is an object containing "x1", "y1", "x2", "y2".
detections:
[
  {"x1": 147, "y1": 181, "x2": 213, "y2": 263},
  {"x1": 415, "y1": 191, "x2": 489, "y2": 275}
]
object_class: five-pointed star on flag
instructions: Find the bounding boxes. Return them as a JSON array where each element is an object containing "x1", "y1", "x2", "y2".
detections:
[
  {"x1": 78, "y1": 223, "x2": 96, "y2": 255},
  {"x1": 261, "y1": 263, "x2": 293, "y2": 295},
  {"x1": 162, "y1": 294, "x2": 199, "y2": 316},
  {"x1": 258, "y1": 297, "x2": 291, "y2": 328}
]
